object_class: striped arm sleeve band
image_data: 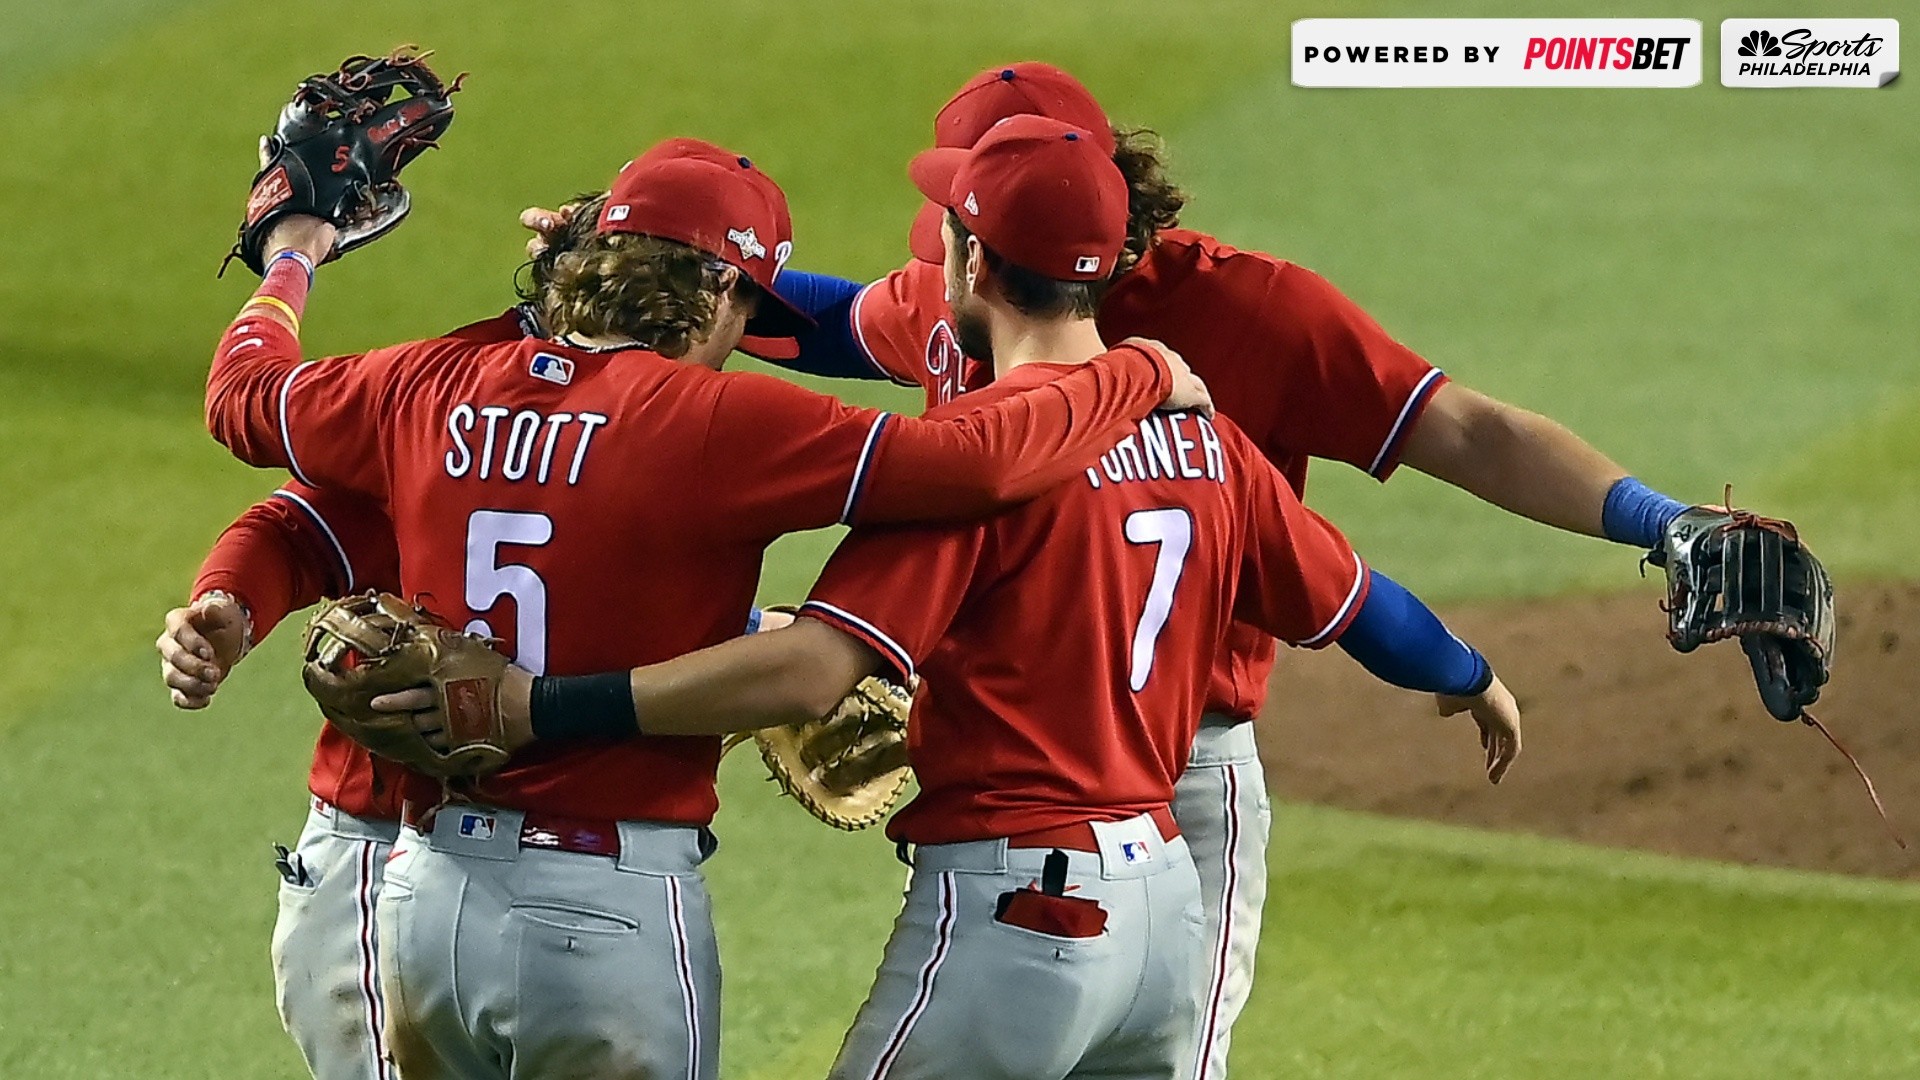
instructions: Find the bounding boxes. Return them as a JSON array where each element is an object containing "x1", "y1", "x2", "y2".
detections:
[
  {"x1": 1366, "y1": 368, "x2": 1448, "y2": 479},
  {"x1": 798, "y1": 600, "x2": 915, "y2": 682},
  {"x1": 839, "y1": 413, "x2": 894, "y2": 524},
  {"x1": 1296, "y1": 552, "x2": 1370, "y2": 648}
]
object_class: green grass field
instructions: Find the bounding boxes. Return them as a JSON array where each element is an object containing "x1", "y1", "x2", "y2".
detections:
[{"x1": 0, "y1": 1, "x2": 1914, "y2": 1076}]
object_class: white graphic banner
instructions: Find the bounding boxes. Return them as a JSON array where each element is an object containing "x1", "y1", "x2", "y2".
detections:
[{"x1": 1292, "y1": 19, "x2": 1702, "y2": 88}]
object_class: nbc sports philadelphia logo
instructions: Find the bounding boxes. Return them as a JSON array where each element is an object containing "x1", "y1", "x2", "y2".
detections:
[{"x1": 1721, "y1": 19, "x2": 1899, "y2": 87}]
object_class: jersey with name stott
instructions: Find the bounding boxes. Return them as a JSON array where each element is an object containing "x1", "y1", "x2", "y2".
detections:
[
  {"x1": 206, "y1": 320, "x2": 1173, "y2": 825},
  {"x1": 802, "y1": 362, "x2": 1368, "y2": 846}
]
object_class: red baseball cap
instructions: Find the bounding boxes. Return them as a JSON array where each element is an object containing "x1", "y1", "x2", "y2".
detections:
[
  {"x1": 909, "y1": 114, "x2": 1127, "y2": 283},
  {"x1": 909, "y1": 62, "x2": 1113, "y2": 264},
  {"x1": 596, "y1": 139, "x2": 812, "y2": 341}
]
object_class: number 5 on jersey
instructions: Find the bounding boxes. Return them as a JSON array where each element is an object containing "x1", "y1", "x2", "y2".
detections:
[
  {"x1": 1124, "y1": 508, "x2": 1192, "y2": 692},
  {"x1": 465, "y1": 510, "x2": 552, "y2": 674}
]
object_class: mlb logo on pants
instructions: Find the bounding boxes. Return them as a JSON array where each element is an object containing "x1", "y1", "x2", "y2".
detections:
[
  {"x1": 459, "y1": 813, "x2": 497, "y2": 841},
  {"x1": 1121, "y1": 840, "x2": 1153, "y2": 865}
]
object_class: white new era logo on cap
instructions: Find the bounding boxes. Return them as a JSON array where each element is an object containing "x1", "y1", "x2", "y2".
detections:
[
  {"x1": 1074, "y1": 255, "x2": 1101, "y2": 274},
  {"x1": 963, "y1": 192, "x2": 980, "y2": 215}
]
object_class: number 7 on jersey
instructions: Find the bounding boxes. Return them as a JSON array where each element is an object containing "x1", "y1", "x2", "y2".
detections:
[{"x1": 1123, "y1": 508, "x2": 1192, "y2": 692}]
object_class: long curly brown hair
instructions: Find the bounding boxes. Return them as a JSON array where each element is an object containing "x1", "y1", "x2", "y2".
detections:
[
  {"x1": 1110, "y1": 126, "x2": 1186, "y2": 276},
  {"x1": 541, "y1": 228, "x2": 732, "y2": 359}
]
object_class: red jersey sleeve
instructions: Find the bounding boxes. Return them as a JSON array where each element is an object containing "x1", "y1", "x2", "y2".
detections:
[
  {"x1": 1232, "y1": 443, "x2": 1370, "y2": 648},
  {"x1": 1233, "y1": 259, "x2": 1445, "y2": 480},
  {"x1": 848, "y1": 266, "x2": 939, "y2": 387},
  {"x1": 208, "y1": 318, "x2": 449, "y2": 500},
  {"x1": 798, "y1": 523, "x2": 990, "y2": 682},
  {"x1": 695, "y1": 343, "x2": 1171, "y2": 537},
  {"x1": 191, "y1": 481, "x2": 400, "y2": 640}
]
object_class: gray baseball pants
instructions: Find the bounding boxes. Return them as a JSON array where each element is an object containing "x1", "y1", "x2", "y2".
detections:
[
  {"x1": 375, "y1": 807, "x2": 720, "y2": 1080},
  {"x1": 1172, "y1": 718, "x2": 1272, "y2": 1080},
  {"x1": 271, "y1": 798, "x2": 403, "y2": 1080},
  {"x1": 830, "y1": 811, "x2": 1206, "y2": 1080}
]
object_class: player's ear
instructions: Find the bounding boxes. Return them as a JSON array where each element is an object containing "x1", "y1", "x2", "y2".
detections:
[{"x1": 964, "y1": 237, "x2": 985, "y2": 295}]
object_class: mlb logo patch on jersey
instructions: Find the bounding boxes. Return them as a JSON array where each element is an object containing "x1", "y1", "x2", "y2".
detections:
[
  {"x1": 530, "y1": 352, "x2": 574, "y2": 386},
  {"x1": 458, "y1": 813, "x2": 497, "y2": 841},
  {"x1": 1120, "y1": 840, "x2": 1154, "y2": 865}
]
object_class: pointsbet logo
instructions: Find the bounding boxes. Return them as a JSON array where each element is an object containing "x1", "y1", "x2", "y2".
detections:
[
  {"x1": 1292, "y1": 19, "x2": 1702, "y2": 87},
  {"x1": 1721, "y1": 20, "x2": 1900, "y2": 87}
]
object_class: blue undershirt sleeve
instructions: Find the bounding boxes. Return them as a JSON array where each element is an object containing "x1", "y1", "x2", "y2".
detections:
[
  {"x1": 765, "y1": 270, "x2": 883, "y2": 380},
  {"x1": 1601, "y1": 476, "x2": 1689, "y2": 549},
  {"x1": 1335, "y1": 566, "x2": 1492, "y2": 696}
]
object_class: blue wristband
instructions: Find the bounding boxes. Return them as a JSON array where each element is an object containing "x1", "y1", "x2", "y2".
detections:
[
  {"x1": 1601, "y1": 476, "x2": 1689, "y2": 549},
  {"x1": 744, "y1": 607, "x2": 764, "y2": 635},
  {"x1": 270, "y1": 249, "x2": 315, "y2": 287}
]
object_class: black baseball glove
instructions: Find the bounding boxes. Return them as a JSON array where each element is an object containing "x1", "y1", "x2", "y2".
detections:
[
  {"x1": 224, "y1": 46, "x2": 462, "y2": 276},
  {"x1": 1651, "y1": 503, "x2": 1835, "y2": 721}
]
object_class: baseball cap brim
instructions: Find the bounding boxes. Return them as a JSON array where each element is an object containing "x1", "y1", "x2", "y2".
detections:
[
  {"x1": 736, "y1": 333, "x2": 802, "y2": 362},
  {"x1": 908, "y1": 146, "x2": 967, "y2": 207},
  {"x1": 908, "y1": 201, "x2": 946, "y2": 265},
  {"x1": 906, "y1": 147, "x2": 969, "y2": 265}
]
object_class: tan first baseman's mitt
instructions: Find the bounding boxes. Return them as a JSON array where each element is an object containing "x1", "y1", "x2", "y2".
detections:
[
  {"x1": 742, "y1": 676, "x2": 913, "y2": 831},
  {"x1": 302, "y1": 591, "x2": 513, "y2": 780}
]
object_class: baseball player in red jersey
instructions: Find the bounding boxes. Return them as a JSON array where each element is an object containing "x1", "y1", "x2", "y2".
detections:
[
  {"x1": 449, "y1": 115, "x2": 1518, "y2": 1080},
  {"x1": 504, "y1": 61, "x2": 1693, "y2": 1079},
  {"x1": 155, "y1": 302, "x2": 564, "y2": 1080},
  {"x1": 201, "y1": 133, "x2": 1209, "y2": 1078}
]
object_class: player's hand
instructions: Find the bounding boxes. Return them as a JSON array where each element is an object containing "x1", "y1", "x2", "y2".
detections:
[
  {"x1": 155, "y1": 594, "x2": 250, "y2": 709},
  {"x1": 264, "y1": 214, "x2": 337, "y2": 267},
  {"x1": 368, "y1": 665, "x2": 536, "y2": 754},
  {"x1": 1436, "y1": 674, "x2": 1521, "y2": 784},
  {"x1": 1125, "y1": 337, "x2": 1212, "y2": 417},
  {"x1": 520, "y1": 201, "x2": 588, "y2": 261}
]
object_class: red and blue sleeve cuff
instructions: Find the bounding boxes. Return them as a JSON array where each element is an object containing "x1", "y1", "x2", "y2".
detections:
[
  {"x1": 798, "y1": 600, "x2": 916, "y2": 683},
  {"x1": 1367, "y1": 368, "x2": 1449, "y2": 481}
]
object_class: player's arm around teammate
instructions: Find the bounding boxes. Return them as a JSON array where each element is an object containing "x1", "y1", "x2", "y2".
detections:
[
  {"x1": 379, "y1": 123, "x2": 1518, "y2": 1078},
  {"x1": 157, "y1": 480, "x2": 416, "y2": 1080}
]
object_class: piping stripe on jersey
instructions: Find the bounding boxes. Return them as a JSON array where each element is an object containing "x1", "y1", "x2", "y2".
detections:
[
  {"x1": 800, "y1": 601, "x2": 915, "y2": 682},
  {"x1": 278, "y1": 361, "x2": 318, "y2": 487},
  {"x1": 1367, "y1": 368, "x2": 1447, "y2": 478},
  {"x1": 665, "y1": 876, "x2": 703, "y2": 1080},
  {"x1": 870, "y1": 871, "x2": 957, "y2": 1079},
  {"x1": 849, "y1": 283, "x2": 923, "y2": 387},
  {"x1": 1193, "y1": 764, "x2": 1242, "y2": 1080},
  {"x1": 839, "y1": 413, "x2": 893, "y2": 524},
  {"x1": 271, "y1": 488, "x2": 356, "y2": 593},
  {"x1": 1298, "y1": 552, "x2": 1368, "y2": 648}
]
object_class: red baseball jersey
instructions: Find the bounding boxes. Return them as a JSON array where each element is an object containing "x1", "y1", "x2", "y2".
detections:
[
  {"x1": 206, "y1": 320, "x2": 1170, "y2": 825},
  {"x1": 192, "y1": 308, "x2": 543, "y2": 822},
  {"x1": 847, "y1": 230, "x2": 1443, "y2": 719},
  {"x1": 196, "y1": 480, "x2": 411, "y2": 819},
  {"x1": 802, "y1": 362, "x2": 1367, "y2": 845}
]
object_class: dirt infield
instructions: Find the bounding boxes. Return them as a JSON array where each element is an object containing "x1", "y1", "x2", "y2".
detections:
[{"x1": 1262, "y1": 582, "x2": 1920, "y2": 879}]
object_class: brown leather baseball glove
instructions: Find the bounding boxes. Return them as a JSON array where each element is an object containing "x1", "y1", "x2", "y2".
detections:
[
  {"x1": 738, "y1": 676, "x2": 914, "y2": 831},
  {"x1": 301, "y1": 592, "x2": 513, "y2": 780}
]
